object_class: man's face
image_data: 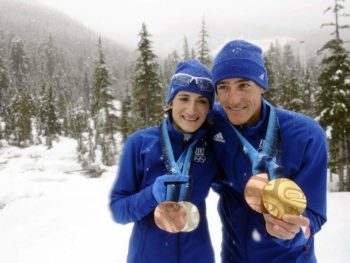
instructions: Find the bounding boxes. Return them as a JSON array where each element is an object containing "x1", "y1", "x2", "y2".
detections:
[{"x1": 216, "y1": 78, "x2": 265, "y2": 126}]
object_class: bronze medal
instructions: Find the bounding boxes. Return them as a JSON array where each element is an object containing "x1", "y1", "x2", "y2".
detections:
[
  {"x1": 154, "y1": 201, "x2": 187, "y2": 233},
  {"x1": 178, "y1": 201, "x2": 200, "y2": 232},
  {"x1": 244, "y1": 173, "x2": 269, "y2": 214},
  {"x1": 262, "y1": 178, "x2": 307, "y2": 219}
]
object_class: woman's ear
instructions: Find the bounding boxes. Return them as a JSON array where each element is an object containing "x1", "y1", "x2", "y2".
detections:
[{"x1": 163, "y1": 103, "x2": 172, "y2": 114}]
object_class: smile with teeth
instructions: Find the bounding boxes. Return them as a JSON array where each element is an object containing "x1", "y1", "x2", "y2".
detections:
[
  {"x1": 228, "y1": 106, "x2": 245, "y2": 111},
  {"x1": 182, "y1": 115, "x2": 199, "y2": 121}
]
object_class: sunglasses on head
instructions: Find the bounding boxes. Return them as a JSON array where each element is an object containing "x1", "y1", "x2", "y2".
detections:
[{"x1": 170, "y1": 73, "x2": 214, "y2": 92}]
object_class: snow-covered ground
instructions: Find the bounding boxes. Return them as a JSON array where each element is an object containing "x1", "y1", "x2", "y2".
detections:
[{"x1": 0, "y1": 138, "x2": 349, "y2": 262}]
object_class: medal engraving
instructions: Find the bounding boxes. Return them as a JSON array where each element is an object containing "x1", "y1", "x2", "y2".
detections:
[{"x1": 262, "y1": 178, "x2": 307, "y2": 219}]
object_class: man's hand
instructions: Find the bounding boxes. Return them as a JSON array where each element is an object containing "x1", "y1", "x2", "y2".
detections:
[{"x1": 263, "y1": 213, "x2": 310, "y2": 240}]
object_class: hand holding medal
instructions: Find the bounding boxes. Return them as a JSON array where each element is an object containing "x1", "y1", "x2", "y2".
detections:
[
  {"x1": 233, "y1": 104, "x2": 307, "y2": 219},
  {"x1": 154, "y1": 120, "x2": 200, "y2": 233},
  {"x1": 154, "y1": 183, "x2": 188, "y2": 233},
  {"x1": 244, "y1": 173, "x2": 307, "y2": 219}
]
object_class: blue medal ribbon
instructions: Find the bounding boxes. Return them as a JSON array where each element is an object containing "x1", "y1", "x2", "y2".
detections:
[
  {"x1": 160, "y1": 119, "x2": 198, "y2": 202},
  {"x1": 229, "y1": 103, "x2": 282, "y2": 179}
]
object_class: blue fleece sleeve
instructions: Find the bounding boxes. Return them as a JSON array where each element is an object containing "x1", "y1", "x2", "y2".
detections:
[
  {"x1": 271, "y1": 122, "x2": 328, "y2": 248},
  {"x1": 109, "y1": 134, "x2": 158, "y2": 224}
]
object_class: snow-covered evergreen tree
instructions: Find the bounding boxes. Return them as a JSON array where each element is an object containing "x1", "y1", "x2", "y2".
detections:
[
  {"x1": 317, "y1": 39, "x2": 350, "y2": 191},
  {"x1": 317, "y1": 0, "x2": 350, "y2": 191},
  {"x1": 264, "y1": 41, "x2": 284, "y2": 104},
  {"x1": 0, "y1": 56, "x2": 10, "y2": 116},
  {"x1": 162, "y1": 50, "x2": 180, "y2": 97},
  {"x1": 278, "y1": 44, "x2": 303, "y2": 112},
  {"x1": 90, "y1": 37, "x2": 118, "y2": 166},
  {"x1": 44, "y1": 35, "x2": 57, "y2": 80},
  {"x1": 10, "y1": 37, "x2": 29, "y2": 93},
  {"x1": 195, "y1": 18, "x2": 212, "y2": 67},
  {"x1": 120, "y1": 89, "x2": 132, "y2": 142},
  {"x1": 130, "y1": 23, "x2": 164, "y2": 131},
  {"x1": 6, "y1": 90, "x2": 35, "y2": 147},
  {"x1": 182, "y1": 36, "x2": 190, "y2": 60},
  {"x1": 299, "y1": 69, "x2": 318, "y2": 117},
  {"x1": 37, "y1": 83, "x2": 60, "y2": 148}
]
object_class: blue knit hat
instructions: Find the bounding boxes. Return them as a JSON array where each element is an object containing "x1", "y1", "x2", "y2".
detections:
[
  {"x1": 211, "y1": 40, "x2": 268, "y2": 89},
  {"x1": 167, "y1": 59, "x2": 215, "y2": 108}
]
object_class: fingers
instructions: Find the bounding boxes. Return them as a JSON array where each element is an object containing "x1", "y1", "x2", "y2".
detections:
[
  {"x1": 267, "y1": 222, "x2": 296, "y2": 240},
  {"x1": 283, "y1": 214, "x2": 310, "y2": 228},
  {"x1": 263, "y1": 214, "x2": 308, "y2": 240}
]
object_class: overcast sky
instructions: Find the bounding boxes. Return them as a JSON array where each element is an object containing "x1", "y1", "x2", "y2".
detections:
[{"x1": 32, "y1": 0, "x2": 349, "y2": 56}]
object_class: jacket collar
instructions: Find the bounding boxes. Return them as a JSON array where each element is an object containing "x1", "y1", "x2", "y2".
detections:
[{"x1": 166, "y1": 116, "x2": 206, "y2": 145}]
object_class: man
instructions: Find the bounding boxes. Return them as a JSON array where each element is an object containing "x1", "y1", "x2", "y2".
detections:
[{"x1": 209, "y1": 40, "x2": 327, "y2": 262}]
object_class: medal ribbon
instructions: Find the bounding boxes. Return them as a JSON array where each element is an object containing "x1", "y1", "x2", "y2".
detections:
[
  {"x1": 160, "y1": 119, "x2": 198, "y2": 202},
  {"x1": 229, "y1": 103, "x2": 282, "y2": 179}
]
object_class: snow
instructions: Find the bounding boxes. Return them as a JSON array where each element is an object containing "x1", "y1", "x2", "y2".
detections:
[{"x1": 0, "y1": 137, "x2": 349, "y2": 262}]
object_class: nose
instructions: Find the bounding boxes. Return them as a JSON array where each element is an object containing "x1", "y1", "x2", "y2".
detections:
[
  {"x1": 221, "y1": 87, "x2": 241, "y2": 105},
  {"x1": 186, "y1": 100, "x2": 197, "y2": 115},
  {"x1": 229, "y1": 90, "x2": 241, "y2": 104}
]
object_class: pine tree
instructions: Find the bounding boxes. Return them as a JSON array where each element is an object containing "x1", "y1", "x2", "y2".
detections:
[
  {"x1": 264, "y1": 41, "x2": 283, "y2": 104},
  {"x1": 182, "y1": 36, "x2": 190, "y2": 60},
  {"x1": 264, "y1": 42, "x2": 308, "y2": 113},
  {"x1": 90, "y1": 37, "x2": 118, "y2": 166},
  {"x1": 37, "y1": 83, "x2": 60, "y2": 148},
  {"x1": 321, "y1": 0, "x2": 349, "y2": 40},
  {"x1": 131, "y1": 23, "x2": 164, "y2": 131},
  {"x1": 191, "y1": 48, "x2": 196, "y2": 59},
  {"x1": 120, "y1": 89, "x2": 133, "y2": 141},
  {"x1": 45, "y1": 35, "x2": 56, "y2": 80},
  {"x1": 317, "y1": 39, "x2": 350, "y2": 190},
  {"x1": 299, "y1": 69, "x2": 317, "y2": 117},
  {"x1": 317, "y1": 0, "x2": 350, "y2": 191},
  {"x1": 57, "y1": 91, "x2": 69, "y2": 136},
  {"x1": 262, "y1": 54, "x2": 275, "y2": 104},
  {"x1": 82, "y1": 70, "x2": 90, "y2": 108},
  {"x1": 10, "y1": 37, "x2": 29, "y2": 92},
  {"x1": 0, "y1": 56, "x2": 10, "y2": 116},
  {"x1": 6, "y1": 91, "x2": 35, "y2": 147},
  {"x1": 162, "y1": 50, "x2": 180, "y2": 97},
  {"x1": 278, "y1": 44, "x2": 303, "y2": 112},
  {"x1": 79, "y1": 122, "x2": 105, "y2": 178},
  {"x1": 70, "y1": 104, "x2": 88, "y2": 139},
  {"x1": 195, "y1": 18, "x2": 212, "y2": 67}
]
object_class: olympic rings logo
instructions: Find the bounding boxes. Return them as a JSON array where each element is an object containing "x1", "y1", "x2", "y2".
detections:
[{"x1": 194, "y1": 147, "x2": 206, "y2": 163}]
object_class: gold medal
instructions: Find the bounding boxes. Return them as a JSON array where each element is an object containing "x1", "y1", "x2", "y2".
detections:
[
  {"x1": 154, "y1": 201, "x2": 187, "y2": 233},
  {"x1": 178, "y1": 201, "x2": 200, "y2": 232},
  {"x1": 244, "y1": 173, "x2": 269, "y2": 214},
  {"x1": 262, "y1": 178, "x2": 307, "y2": 219}
]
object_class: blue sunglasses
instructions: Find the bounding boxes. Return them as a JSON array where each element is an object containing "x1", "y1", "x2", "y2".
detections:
[{"x1": 170, "y1": 73, "x2": 214, "y2": 92}]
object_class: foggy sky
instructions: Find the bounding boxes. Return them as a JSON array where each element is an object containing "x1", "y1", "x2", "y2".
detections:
[{"x1": 32, "y1": 0, "x2": 349, "y2": 56}]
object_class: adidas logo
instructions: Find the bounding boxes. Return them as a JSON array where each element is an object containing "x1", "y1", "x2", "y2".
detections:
[
  {"x1": 259, "y1": 73, "x2": 265, "y2": 80},
  {"x1": 213, "y1": 132, "x2": 225, "y2": 143}
]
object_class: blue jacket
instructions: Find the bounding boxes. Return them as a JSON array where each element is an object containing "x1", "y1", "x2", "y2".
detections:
[
  {"x1": 109, "y1": 117, "x2": 217, "y2": 263},
  {"x1": 208, "y1": 100, "x2": 327, "y2": 263}
]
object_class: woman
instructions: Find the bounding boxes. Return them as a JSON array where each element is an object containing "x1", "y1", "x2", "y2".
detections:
[{"x1": 109, "y1": 59, "x2": 217, "y2": 263}]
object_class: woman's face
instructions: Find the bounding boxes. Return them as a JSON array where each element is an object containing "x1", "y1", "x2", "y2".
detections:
[{"x1": 171, "y1": 91, "x2": 210, "y2": 133}]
